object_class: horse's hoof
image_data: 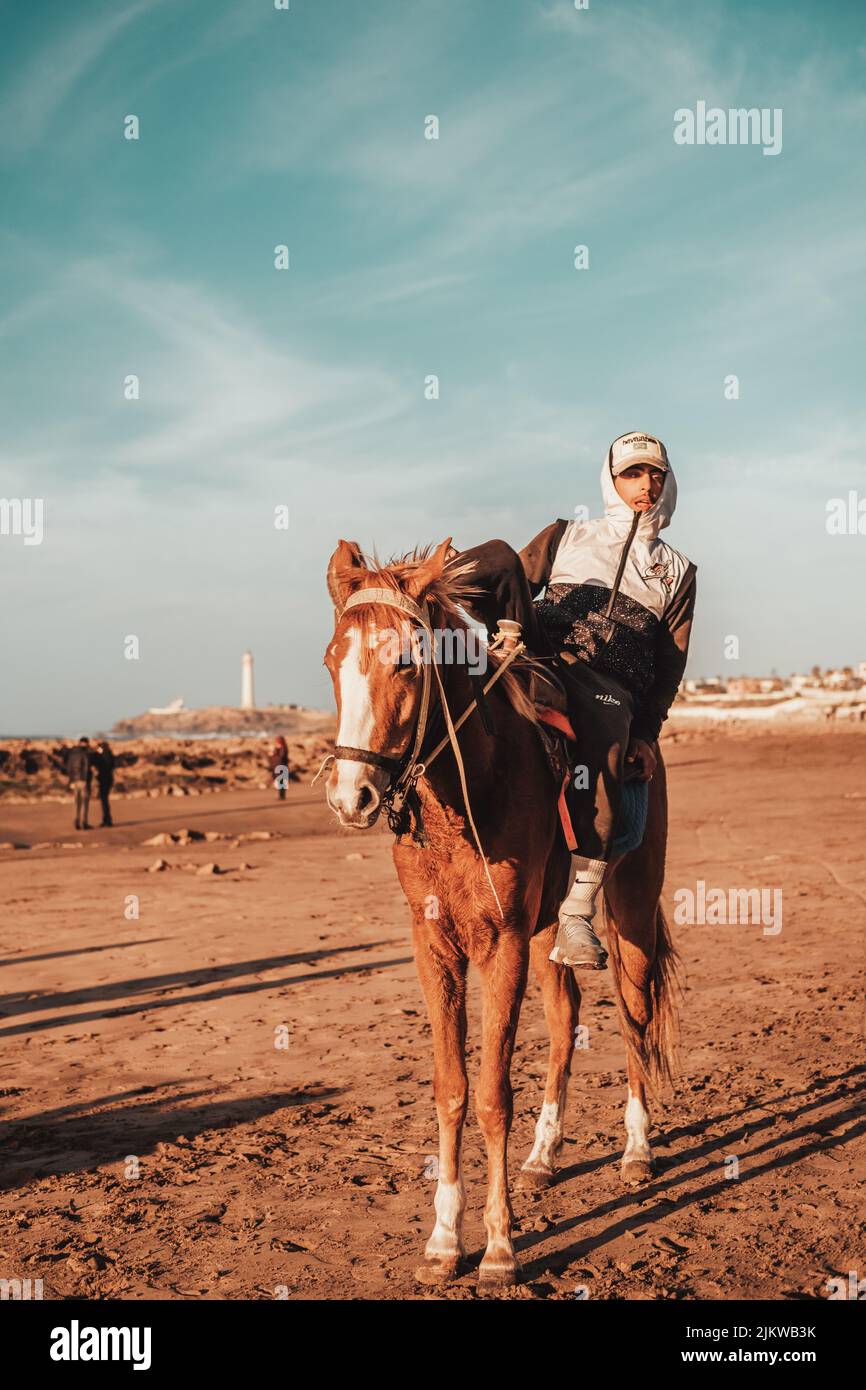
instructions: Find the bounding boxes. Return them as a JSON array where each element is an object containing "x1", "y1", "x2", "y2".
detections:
[
  {"x1": 621, "y1": 1158, "x2": 655, "y2": 1186},
  {"x1": 478, "y1": 1260, "x2": 520, "y2": 1288},
  {"x1": 414, "y1": 1254, "x2": 463, "y2": 1285},
  {"x1": 518, "y1": 1163, "x2": 555, "y2": 1190}
]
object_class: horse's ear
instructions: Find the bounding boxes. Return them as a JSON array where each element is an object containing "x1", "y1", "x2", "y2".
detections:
[
  {"x1": 404, "y1": 537, "x2": 454, "y2": 601},
  {"x1": 327, "y1": 539, "x2": 366, "y2": 609}
]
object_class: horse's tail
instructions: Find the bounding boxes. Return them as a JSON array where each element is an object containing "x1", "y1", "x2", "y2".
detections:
[{"x1": 605, "y1": 898, "x2": 682, "y2": 1097}]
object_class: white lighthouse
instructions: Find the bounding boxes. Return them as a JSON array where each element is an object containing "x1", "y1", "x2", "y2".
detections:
[{"x1": 241, "y1": 650, "x2": 255, "y2": 710}]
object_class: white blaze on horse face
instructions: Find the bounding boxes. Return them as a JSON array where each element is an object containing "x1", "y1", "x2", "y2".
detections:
[
  {"x1": 329, "y1": 623, "x2": 389, "y2": 819},
  {"x1": 624, "y1": 1086, "x2": 652, "y2": 1164},
  {"x1": 335, "y1": 625, "x2": 373, "y2": 748}
]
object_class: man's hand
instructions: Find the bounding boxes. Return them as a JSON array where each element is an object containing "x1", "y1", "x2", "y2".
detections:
[{"x1": 625, "y1": 737, "x2": 656, "y2": 781}]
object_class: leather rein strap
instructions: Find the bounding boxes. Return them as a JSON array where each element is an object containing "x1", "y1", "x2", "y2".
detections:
[
  {"x1": 331, "y1": 745, "x2": 402, "y2": 774},
  {"x1": 588, "y1": 508, "x2": 640, "y2": 670}
]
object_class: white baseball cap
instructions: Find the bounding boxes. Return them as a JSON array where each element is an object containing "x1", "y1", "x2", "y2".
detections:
[{"x1": 607, "y1": 431, "x2": 669, "y2": 477}]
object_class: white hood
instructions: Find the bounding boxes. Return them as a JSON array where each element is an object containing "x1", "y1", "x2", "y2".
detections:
[{"x1": 547, "y1": 455, "x2": 690, "y2": 618}]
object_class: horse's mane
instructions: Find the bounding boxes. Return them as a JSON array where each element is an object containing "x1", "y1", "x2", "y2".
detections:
[{"x1": 342, "y1": 544, "x2": 538, "y2": 725}]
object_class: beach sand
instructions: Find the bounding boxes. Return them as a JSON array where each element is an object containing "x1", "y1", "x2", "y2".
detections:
[{"x1": 0, "y1": 728, "x2": 863, "y2": 1300}]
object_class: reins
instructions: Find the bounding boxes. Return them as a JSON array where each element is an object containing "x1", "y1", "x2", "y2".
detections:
[
  {"x1": 312, "y1": 586, "x2": 526, "y2": 922},
  {"x1": 588, "y1": 508, "x2": 640, "y2": 670}
]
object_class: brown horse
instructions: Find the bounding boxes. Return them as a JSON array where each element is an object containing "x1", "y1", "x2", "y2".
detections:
[{"x1": 321, "y1": 536, "x2": 679, "y2": 1286}]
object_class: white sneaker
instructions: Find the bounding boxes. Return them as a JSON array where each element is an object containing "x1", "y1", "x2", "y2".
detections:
[{"x1": 549, "y1": 914, "x2": 608, "y2": 970}]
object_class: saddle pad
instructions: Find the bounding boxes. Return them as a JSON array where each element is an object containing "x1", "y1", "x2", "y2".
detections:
[
  {"x1": 554, "y1": 764, "x2": 650, "y2": 856},
  {"x1": 611, "y1": 778, "x2": 650, "y2": 856}
]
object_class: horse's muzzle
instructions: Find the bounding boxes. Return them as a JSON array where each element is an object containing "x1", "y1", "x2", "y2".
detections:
[{"x1": 326, "y1": 770, "x2": 384, "y2": 828}]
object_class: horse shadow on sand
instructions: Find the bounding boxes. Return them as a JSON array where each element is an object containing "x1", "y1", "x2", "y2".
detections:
[
  {"x1": 505, "y1": 1061, "x2": 866, "y2": 1283},
  {"x1": 0, "y1": 1082, "x2": 346, "y2": 1193},
  {"x1": 0, "y1": 941, "x2": 413, "y2": 1037}
]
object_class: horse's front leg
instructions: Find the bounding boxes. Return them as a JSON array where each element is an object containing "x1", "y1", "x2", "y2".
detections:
[
  {"x1": 476, "y1": 929, "x2": 530, "y2": 1287},
  {"x1": 411, "y1": 919, "x2": 469, "y2": 1284}
]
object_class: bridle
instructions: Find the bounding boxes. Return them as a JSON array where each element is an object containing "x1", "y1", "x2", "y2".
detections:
[
  {"x1": 313, "y1": 583, "x2": 527, "y2": 920},
  {"x1": 319, "y1": 586, "x2": 436, "y2": 837}
]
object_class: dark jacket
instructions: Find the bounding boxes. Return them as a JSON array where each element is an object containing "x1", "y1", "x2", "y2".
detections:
[
  {"x1": 94, "y1": 747, "x2": 115, "y2": 789},
  {"x1": 67, "y1": 746, "x2": 92, "y2": 784},
  {"x1": 519, "y1": 518, "x2": 697, "y2": 745},
  {"x1": 269, "y1": 740, "x2": 289, "y2": 774}
]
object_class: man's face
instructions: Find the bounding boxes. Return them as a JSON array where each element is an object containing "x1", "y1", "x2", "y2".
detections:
[{"x1": 613, "y1": 463, "x2": 666, "y2": 511}]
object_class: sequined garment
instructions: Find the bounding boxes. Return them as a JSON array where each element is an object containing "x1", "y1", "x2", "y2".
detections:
[{"x1": 535, "y1": 582, "x2": 659, "y2": 696}]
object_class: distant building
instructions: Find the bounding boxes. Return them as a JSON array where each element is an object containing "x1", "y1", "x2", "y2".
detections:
[
  {"x1": 682, "y1": 668, "x2": 864, "y2": 700},
  {"x1": 149, "y1": 697, "x2": 185, "y2": 715},
  {"x1": 824, "y1": 668, "x2": 859, "y2": 690},
  {"x1": 727, "y1": 677, "x2": 766, "y2": 695},
  {"x1": 684, "y1": 677, "x2": 726, "y2": 694},
  {"x1": 241, "y1": 651, "x2": 255, "y2": 710}
]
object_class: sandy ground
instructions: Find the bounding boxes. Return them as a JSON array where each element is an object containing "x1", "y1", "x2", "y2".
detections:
[{"x1": 0, "y1": 729, "x2": 864, "y2": 1301}]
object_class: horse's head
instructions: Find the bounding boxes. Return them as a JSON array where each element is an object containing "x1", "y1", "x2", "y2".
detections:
[{"x1": 323, "y1": 536, "x2": 456, "y2": 828}]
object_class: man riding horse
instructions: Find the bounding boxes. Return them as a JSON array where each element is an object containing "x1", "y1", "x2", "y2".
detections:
[
  {"x1": 322, "y1": 430, "x2": 693, "y2": 1282},
  {"x1": 456, "y1": 430, "x2": 697, "y2": 971}
]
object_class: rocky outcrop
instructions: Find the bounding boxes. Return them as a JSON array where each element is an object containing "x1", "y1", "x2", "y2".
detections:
[
  {"x1": 112, "y1": 705, "x2": 333, "y2": 736},
  {"x1": 0, "y1": 729, "x2": 336, "y2": 803}
]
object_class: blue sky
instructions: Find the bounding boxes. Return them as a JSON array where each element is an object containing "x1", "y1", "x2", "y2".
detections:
[{"x1": 1, "y1": 0, "x2": 865, "y2": 734}]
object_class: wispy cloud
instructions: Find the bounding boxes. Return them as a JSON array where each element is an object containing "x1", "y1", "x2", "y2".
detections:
[
  {"x1": 1, "y1": 253, "x2": 408, "y2": 490},
  {"x1": 137, "y1": 0, "x2": 273, "y2": 94},
  {"x1": 0, "y1": 0, "x2": 165, "y2": 156},
  {"x1": 230, "y1": 2, "x2": 720, "y2": 277}
]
